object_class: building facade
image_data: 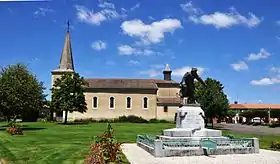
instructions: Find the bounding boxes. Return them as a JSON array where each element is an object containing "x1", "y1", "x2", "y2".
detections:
[{"x1": 51, "y1": 29, "x2": 182, "y2": 122}]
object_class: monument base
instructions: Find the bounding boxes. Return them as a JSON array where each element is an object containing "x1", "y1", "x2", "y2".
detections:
[{"x1": 163, "y1": 128, "x2": 222, "y2": 137}]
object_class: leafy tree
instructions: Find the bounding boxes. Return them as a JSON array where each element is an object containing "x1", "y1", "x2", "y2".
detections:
[
  {"x1": 195, "y1": 78, "x2": 229, "y2": 128},
  {"x1": 0, "y1": 63, "x2": 46, "y2": 122},
  {"x1": 51, "y1": 72, "x2": 88, "y2": 124}
]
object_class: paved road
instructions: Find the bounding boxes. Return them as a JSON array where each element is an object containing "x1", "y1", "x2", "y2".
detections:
[{"x1": 215, "y1": 123, "x2": 280, "y2": 136}]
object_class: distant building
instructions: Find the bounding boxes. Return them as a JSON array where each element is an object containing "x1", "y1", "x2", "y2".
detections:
[
  {"x1": 229, "y1": 103, "x2": 280, "y2": 124},
  {"x1": 51, "y1": 28, "x2": 182, "y2": 122}
]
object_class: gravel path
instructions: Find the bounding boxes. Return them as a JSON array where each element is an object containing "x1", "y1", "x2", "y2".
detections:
[
  {"x1": 122, "y1": 144, "x2": 280, "y2": 164},
  {"x1": 215, "y1": 123, "x2": 280, "y2": 136}
]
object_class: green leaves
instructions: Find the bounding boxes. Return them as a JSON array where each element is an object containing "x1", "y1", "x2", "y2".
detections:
[
  {"x1": 0, "y1": 63, "x2": 46, "y2": 121},
  {"x1": 195, "y1": 78, "x2": 229, "y2": 124},
  {"x1": 51, "y1": 72, "x2": 88, "y2": 124}
]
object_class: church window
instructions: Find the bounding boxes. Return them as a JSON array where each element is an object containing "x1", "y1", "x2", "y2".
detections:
[
  {"x1": 93, "y1": 97, "x2": 98, "y2": 108},
  {"x1": 164, "y1": 106, "x2": 168, "y2": 112},
  {"x1": 126, "y1": 97, "x2": 132, "y2": 109},
  {"x1": 143, "y1": 97, "x2": 148, "y2": 109},
  {"x1": 109, "y1": 97, "x2": 115, "y2": 109}
]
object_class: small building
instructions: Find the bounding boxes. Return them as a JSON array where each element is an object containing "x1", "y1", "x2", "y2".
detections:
[
  {"x1": 51, "y1": 27, "x2": 182, "y2": 122},
  {"x1": 229, "y1": 103, "x2": 280, "y2": 124}
]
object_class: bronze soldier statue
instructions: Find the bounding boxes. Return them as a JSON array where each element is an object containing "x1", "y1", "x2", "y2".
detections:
[{"x1": 179, "y1": 68, "x2": 206, "y2": 104}]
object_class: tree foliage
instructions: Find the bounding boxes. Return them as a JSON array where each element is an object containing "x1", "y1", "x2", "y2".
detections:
[
  {"x1": 195, "y1": 78, "x2": 229, "y2": 128},
  {"x1": 0, "y1": 63, "x2": 46, "y2": 122},
  {"x1": 51, "y1": 72, "x2": 88, "y2": 124}
]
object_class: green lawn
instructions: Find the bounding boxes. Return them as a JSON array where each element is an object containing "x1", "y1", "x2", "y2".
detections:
[{"x1": 0, "y1": 122, "x2": 279, "y2": 164}]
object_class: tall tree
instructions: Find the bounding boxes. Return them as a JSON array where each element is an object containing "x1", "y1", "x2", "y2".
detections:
[
  {"x1": 0, "y1": 63, "x2": 46, "y2": 122},
  {"x1": 51, "y1": 72, "x2": 88, "y2": 124},
  {"x1": 195, "y1": 78, "x2": 229, "y2": 128}
]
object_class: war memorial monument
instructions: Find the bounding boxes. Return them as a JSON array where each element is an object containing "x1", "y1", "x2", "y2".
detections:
[{"x1": 136, "y1": 68, "x2": 259, "y2": 157}]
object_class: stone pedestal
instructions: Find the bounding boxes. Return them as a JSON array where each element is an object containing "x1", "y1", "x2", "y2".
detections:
[{"x1": 162, "y1": 105, "x2": 222, "y2": 138}]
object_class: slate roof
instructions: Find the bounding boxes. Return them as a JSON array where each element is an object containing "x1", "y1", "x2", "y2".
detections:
[{"x1": 84, "y1": 78, "x2": 179, "y2": 89}]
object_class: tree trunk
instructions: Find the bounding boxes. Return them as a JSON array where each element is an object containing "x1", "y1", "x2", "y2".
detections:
[
  {"x1": 64, "y1": 110, "x2": 68, "y2": 124},
  {"x1": 50, "y1": 109, "x2": 54, "y2": 121},
  {"x1": 211, "y1": 117, "x2": 214, "y2": 129},
  {"x1": 7, "y1": 116, "x2": 11, "y2": 122}
]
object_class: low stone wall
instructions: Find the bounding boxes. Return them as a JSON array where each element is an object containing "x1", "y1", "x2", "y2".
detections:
[
  {"x1": 163, "y1": 147, "x2": 256, "y2": 157},
  {"x1": 137, "y1": 142, "x2": 155, "y2": 156},
  {"x1": 137, "y1": 136, "x2": 259, "y2": 157}
]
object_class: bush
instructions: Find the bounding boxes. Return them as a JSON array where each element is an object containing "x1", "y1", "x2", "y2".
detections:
[
  {"x1": 270, "y1": 141, "x2": 280, "y2": 150},
  {"x1": 117, "y1": 115, "x2": 148, "y2": 123},
  {"x1": 148, "y1": 118, "x2": 170, "y2": 123},
  {"x1": 74, "y1": 115, "x2": 150, "y2": 124},
  {"x1": 6, "y1": 121, "x2": 23, "y2": 135},
  {"x1": 85, "y1": 123, "x2": 129, "y2": 164},
  {"x1": 225, "y1": 135, "x2": 234, "y2": 139},
  {"x1": 269, "y1": 123, "x2": 280, "y2": 128}
]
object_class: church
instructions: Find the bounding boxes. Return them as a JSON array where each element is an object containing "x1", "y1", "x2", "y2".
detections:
[{"x1": 51, "y1": 29, "x2": 182, "y2": 122}]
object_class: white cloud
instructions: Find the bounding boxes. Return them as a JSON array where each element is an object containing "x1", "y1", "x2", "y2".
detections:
[
  {"x1": 247, "y1": 48, "x2": 271, "y2": 61},
  {"x1": 98, "y1": 1, "x2": 115, "y2": 9},
  {"x1": 180, "y1": 1, "x2": 202, "y2": 15},
  {"x1": 181, "y1": 2, "x2": 262, "y2": 29},
  {"x1": 34, "y1": 8, "x2": 55, "y2": 17},
  {"x1": 75, "y1": 2, "x2": 125, "y2": 26},
  {"x1": 148, "y1": 16, "x2": 155, "y2": 20},
  {"x1": 130, "y1": 2, "x2": 140, "y2": 11},
  {"x1": 172, "y1": 66, "x2": 205, "y2": 77},
  {"x1": 276, "y1": 20, "x2": 280, "y2": 26},
  {"x1": 231, "y1": 61, "x2": 248, "y2": 71},
  {"x1": 251, "y1": 77, "x2": 280, "y2": 86},
  {"x1": 105, "y1": 60, "x2": 115, "y2": 65},
  {"x1": 150, "y1": 64, "x2": 165, "y2": 69},
  {"x1": 128, "y1": 60, "x2": 140, "y2": 65},
  {"x1": 118, "y1": 45, "x2": 137, "y2": 55},
  {"x1": 139, "y1": 69, "x2": 160, "y2": 78},
  {"x1": 271, "y1": 66, "x2": 280, "y2": 73},
  {"x1": 121, "y1": 19, "x2": 182, "y2": 45},
  {"x1": 118, "y1": 45, "x2": 155, "y2": 56},
  {"x1": 92, "y1": 40, "x2": 107, "y2": 51}
]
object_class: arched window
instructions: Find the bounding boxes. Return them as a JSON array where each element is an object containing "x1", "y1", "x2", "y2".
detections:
[
  {"x1": 93, "y1": 96, "x2": 98, "y2": 108},
  {"x1": 109, "y1": 97, "x2": 115, "y2": 109},
  {"x1": 143, "y1": 97, "x2": 148, "y2": 109},
  {"x1": 126, "y1": 97, "x2": 132, "y2": 109}
]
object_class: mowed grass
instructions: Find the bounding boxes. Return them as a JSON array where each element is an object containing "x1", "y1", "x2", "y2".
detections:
[
  {"x1": 0, "y1": 122, "x2": 174, "y2": 164},
  {"x1": 0, "y1": 122, "x2": 279, "y2": 164}
]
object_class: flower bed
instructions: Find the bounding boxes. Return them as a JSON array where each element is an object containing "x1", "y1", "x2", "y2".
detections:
[
  {"x1": 6, "y1": 122, "x2": 23, "y2": 135},
  {"x1": 84, "y1": 123, "x2": 129, "y2": 164}
]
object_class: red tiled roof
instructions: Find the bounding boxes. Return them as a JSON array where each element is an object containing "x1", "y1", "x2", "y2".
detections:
[{"x1": 229, "y1": 104, "x2": 280, "y2": 109}]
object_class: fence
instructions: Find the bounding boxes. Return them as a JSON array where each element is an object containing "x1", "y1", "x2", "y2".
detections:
[{"x1": 136, "y1": 135, "x2": 259, "y2": 157}]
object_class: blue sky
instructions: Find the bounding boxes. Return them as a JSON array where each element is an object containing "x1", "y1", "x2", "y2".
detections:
[{"x1": 0, "y1": 0, "x2": 280, "y2": 103}]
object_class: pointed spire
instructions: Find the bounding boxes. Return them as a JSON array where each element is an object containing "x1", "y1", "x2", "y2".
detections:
[
  {"x1": 163, "y1": 64, "x2": 172, "y2": 80},
  {"x1": 164, "y1": 64, "x2": 171, "y2": 71},
  {"x1": 58, "y1": 21, "x2": 74, "y2": 71}
]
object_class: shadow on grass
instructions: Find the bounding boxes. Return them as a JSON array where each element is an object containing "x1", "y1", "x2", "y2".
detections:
[
  {"x1": 0, "y1": 124, "x2": 46, "y2": 131},
  {"x1": 57, "y1": 122, "x2": 91, "y2": 125}
]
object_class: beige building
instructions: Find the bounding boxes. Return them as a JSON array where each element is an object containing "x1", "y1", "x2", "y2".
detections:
[{"x1": 51, "y1": 29, "x2": 182, "y2": 122}]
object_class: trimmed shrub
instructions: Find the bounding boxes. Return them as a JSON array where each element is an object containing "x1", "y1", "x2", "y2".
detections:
[
  {"x1": 269, "y1": 123, "x2": 280, "y2": 128},
  {"x1": 73, "y1": 115, "x2": 172, "y2": 124},
  {"x1": 117, "y1": 115, "x2": 148, "y2": 123},
  {"x1": 85, "y1": 123, "x2": 129, "y2": 164},
  {"x1": 6, "y1": 122, "x2": 23, "y2": 135},
  {"x1": 149, "y1": 118, "x2": 170, "y2": 123},
  {"x1": 270, "y1": 141, "x2": 280, "y2": 150}
]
